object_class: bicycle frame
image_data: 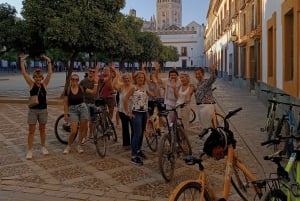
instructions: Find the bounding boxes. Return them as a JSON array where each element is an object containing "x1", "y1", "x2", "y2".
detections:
[{"x1": 284, "y1": 149, "x2": 300, "y2": 200}]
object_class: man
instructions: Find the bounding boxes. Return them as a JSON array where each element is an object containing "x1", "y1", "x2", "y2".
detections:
[
  {"x1": 194, "y1": 64, "x2": 217, "y2": 129},
  {"x1": 80, "y1": 64, "x2": 100, "y2": 142}
]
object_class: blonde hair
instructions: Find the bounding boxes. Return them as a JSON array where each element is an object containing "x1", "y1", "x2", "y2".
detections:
[
  {"x1": 32, "y1": 71, "x2": 44, "y2": 80},
  {"x1": 133, "y1": 71, "x2": 146, "y2": 85}
]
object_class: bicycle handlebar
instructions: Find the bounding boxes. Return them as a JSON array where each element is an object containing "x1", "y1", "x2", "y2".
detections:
[
  {"x1": 261, "y1": 135, "x2": 300, "y2": 146},
  {"x1": 198, "y1": 107, "x2": 242, "y2": 138},
  {"x1": 261, "y1": 89, "x2": 289, "y2": 97},
  {"x1": 268, "y1": 99, "x2": 300, "y2": 108}
]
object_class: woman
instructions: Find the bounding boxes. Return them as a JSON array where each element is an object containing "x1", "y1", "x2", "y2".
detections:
[
  {"x1": 123, "y1": 71, "x2": 155, "y2": 166},
  {"x1": 20, "y1": 54, "x2": 52, "y2": 160},
  {"x1": 113, "y1": 70, "x2": 133, "y2": 150},
  {"x1": 63, "y1": 71, "x2": 99, "y2": 154},
  {"x1": 176, "y1": 73, "x2": 194, "y2": 130}
]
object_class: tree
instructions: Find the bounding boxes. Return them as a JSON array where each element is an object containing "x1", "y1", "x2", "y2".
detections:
[
  {"x1": 158, "y1": 45, "x2": 179, "y2": 70},
  {"x1": 22, "y1": 0, "x2": 125, "y2": 96}
]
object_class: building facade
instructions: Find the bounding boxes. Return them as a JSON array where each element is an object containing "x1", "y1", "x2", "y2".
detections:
[
  {"x1": 156, "y1": 0, "x2": 182, "y2": 30},
  {"x1": 205, "y1": 0, "x2": 300, "y2": 101}
]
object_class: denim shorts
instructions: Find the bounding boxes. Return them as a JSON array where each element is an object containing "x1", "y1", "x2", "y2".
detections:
[
  {"x1": 69, "y1": 103, "x2": 89, "y2": 123},
  {"x1": 27, "y1": 108, "x2": 48, "y2": 124}
]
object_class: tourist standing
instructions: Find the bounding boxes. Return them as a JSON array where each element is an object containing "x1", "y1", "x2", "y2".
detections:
[{"x1": 20, "y1": 54, "x2": 53, "y2": 159}]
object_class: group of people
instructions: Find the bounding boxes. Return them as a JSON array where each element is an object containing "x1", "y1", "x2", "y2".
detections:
[{"x1": 20, "y1": 54, "x2": 217, "y2": 166}]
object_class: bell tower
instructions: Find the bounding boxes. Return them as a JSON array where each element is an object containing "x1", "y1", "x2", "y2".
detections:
[{"x1": 156, "y1": 0, "x2": 182, "y2": 30}]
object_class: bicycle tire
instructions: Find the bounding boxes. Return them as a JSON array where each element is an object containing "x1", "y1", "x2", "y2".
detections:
[
  {"x1": 54, "y1": 114, "x2": 78, "y2": 144},
  {"x1": 169, "y1": 181, "x2": 212, "y2": 201},
  {"x1": 94, "y1": 123, "x2": 106, "y2": 157},
  {"x1": 230, "y1": 167, "x2": 258, "y2": 201},
  {"x1": 260, "y1": 189, "x2": 287, "y2": 201},
  {"x1": 145, "y1": 121, "x2": 158, "y2": 152},
  {"x1": 177, "y1": 126, "x2": 192, "y2": 156},
  {"x1": 158, "y1": 133, "x2": 175, "y2": 182},
  {"x1": 189, "y1": 108, "x2": 196, "y2": 124}
]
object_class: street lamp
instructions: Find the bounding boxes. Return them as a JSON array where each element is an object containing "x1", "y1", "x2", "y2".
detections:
[{"x1": 191, "y1": 48, "x2": 193, "y2": 68}]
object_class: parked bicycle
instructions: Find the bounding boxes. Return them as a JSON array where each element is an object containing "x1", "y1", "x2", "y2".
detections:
[
  {"x1": 169, "y1": 107, "x2": 268, "y2": 201},
  {"x1": 270, "y1": 100, "x2": 300, "y2": 155},
  {"x1": 92, "y1": 98, "x2": 117, "y2": 157},
  {"x1": 260, "y1": 89, "x2": 289, "y2": 141},
  {"x1": 158, "y1": 103, "x2": 192, "y2": 182},
  {"x1": 261, "y1": 134, "x2": 300, "y2": 201}
]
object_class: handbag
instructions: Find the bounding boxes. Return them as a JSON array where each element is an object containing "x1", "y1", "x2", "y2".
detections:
[{"x1": 28, "y1": 87, "x2": 41, "y2": 107}]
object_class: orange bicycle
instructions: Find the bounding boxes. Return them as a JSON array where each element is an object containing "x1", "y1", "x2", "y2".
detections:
[{"x1": 169, "y1": 108, "x2": 265, "y2": 201}]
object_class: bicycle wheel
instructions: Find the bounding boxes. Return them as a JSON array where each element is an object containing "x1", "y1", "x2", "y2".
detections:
[
  {"x1": 177, "y1": 126, "x2": 192, "y2": 156},
  {"x1": 94, "y1": 124, "x2": 106, "y2": 157},
  {"x1": 169, "y1": 181, "x2": 212, "y2": 201},
  {"x1": 260, "y1": 189, "x2": 287, "y2": 201},
  {"x1": 189, "y1": 108, "x2": 196, "y2": 124},
  {"x1": 145, "y1": 120, "x2": 158, "y2": 152},
  {"x1": 54, "y1": 114, "x2": 77, "y2": 144},
  {"x1": 230, "y1": 166, "x2": 258, "y2": 201},
  {"x1": 158, "y1": 133, "x2": 175, "y2": 182}
]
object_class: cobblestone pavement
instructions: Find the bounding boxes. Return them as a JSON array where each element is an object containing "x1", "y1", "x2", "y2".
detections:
[{"x1": 0, "y1": 72, "x2": 276, "y2": 200}]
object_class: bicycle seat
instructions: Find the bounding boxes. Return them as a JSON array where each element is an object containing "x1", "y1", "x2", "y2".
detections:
[{"x1": 95, "y1": 98, "x2": 106, "y2": 106}]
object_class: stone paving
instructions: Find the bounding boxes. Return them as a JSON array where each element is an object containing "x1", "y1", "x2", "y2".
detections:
[{"x1": 0, "y1": 71, "x2": 277, "y2": 200}]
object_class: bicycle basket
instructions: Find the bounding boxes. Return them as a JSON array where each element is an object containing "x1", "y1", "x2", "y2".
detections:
[
  {"x1": 95, "y1": 98, "x2": 106, "y2": 106},
  {"x1": 203, "y1": 127, "x2": 235, "y2": 160}
]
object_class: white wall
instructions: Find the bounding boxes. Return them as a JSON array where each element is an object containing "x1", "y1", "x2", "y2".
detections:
[{"x1": 262, "y1": 0, "x2": 284, "y2": 88}]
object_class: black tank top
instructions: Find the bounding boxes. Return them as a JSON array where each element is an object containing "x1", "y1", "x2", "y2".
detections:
[{"x1": 29, "y1": 83, "x2": 47, "y2": 109}]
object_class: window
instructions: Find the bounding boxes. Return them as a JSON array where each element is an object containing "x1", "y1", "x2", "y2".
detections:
[
  {"x1": 267, "y1": 12, "x2": 276, "y2": 87},
  {"x1": 181, "y1": 47, "x2": 187, "y2": 56},
  {"x1": 283, "y1": 9, "x2": 294, "y2": 81}
]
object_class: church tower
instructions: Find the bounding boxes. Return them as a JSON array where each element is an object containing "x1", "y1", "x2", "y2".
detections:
[{"x1": 156, "y1": 0, "x2": 182, "y2": 30}]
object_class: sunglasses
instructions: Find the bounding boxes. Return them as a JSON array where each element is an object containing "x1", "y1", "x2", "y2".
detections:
[
  {"x1": 89, "y1": 70, "x2": 95, "y2": 73},
  {"x1": 35, "y1": 69, "x2": 41, "y2": 73},
  {"x1": 71, "y1": 78, "x2": 79, "y2": 81}
]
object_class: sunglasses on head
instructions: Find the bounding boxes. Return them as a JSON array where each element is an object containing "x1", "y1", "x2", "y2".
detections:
[{"x1": 35, "y1": 69, "x2": 41, "y2": 73}]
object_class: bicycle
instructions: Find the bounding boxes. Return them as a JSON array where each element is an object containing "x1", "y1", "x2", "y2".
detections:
[
  {"x1": 158, "y1": 103, "x2": 192, "y2": 182},
  {"x1": 92, "y1": 98, "x2": 117, "y2": 157},
  {"x1": 260, "y1": 89, "x2": 289, "y2": 141},
  {"x1": 146, "y1": 100, "x2": 196, "y2": 152},
  {"x1": 270, "y1": 100, "x2": 300, "y2": 156},
  {"x1": 169, "y1": 107, "x2": 267, "y2": 201},
  {"x1": 145, "y1": 99, "x2": 167, "y2": 152},
  {"x1": 260, "y1": 134, "x2": 300, "y2": 201}
]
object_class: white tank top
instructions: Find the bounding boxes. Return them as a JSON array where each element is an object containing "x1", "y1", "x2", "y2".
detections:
[{"x1": 176, "y1": 86, "x2": 190, "y2": 105}]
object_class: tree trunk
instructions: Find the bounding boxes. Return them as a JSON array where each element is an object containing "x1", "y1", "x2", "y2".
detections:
[{"x1": 60, "y1": 51, "x2": 78, "y2": 98}]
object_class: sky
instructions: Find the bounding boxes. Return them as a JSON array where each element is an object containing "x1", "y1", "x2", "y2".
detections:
[{"x1": 0, "y1": 0, "x2": 210, "y2": 25}]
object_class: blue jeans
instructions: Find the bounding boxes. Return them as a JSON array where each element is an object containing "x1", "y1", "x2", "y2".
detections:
[{"x1": 131, "y1": 111, "x2": 147, "y2": 156}]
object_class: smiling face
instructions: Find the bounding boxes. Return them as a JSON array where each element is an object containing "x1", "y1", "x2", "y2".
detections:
[
  {"x1": 88, "y1": 68, "x2": 96, "y2": 80},
  {"x1": 180, "y1": 74, "x2": 189, "y2": 85},
  {"x1": 134, "y1": 72, "x2": 146, "y2": 86},
  {"x1": 195, "y1": 68, "x2": 204, "y2": 82},
  {"x1": 70, "y1": 74, "x2": 79, "y2": 86}
]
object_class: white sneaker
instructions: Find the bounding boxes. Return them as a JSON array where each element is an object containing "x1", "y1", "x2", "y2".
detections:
[
  {"x1": 81, "y1": 138, "x2": 87, "y2": 145},
  {"x1": 77, "y1": 145, "x2": 83, "y2": 154},
  {"x1": 26, "y1": 150, "x2": 33, "y2": 160},
  {"x1": 63, "y1": 146, "x2": 71, "y2": 154},
  {"x1": 41, "y1": 147, "x2": 49, "y2": 155}
]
